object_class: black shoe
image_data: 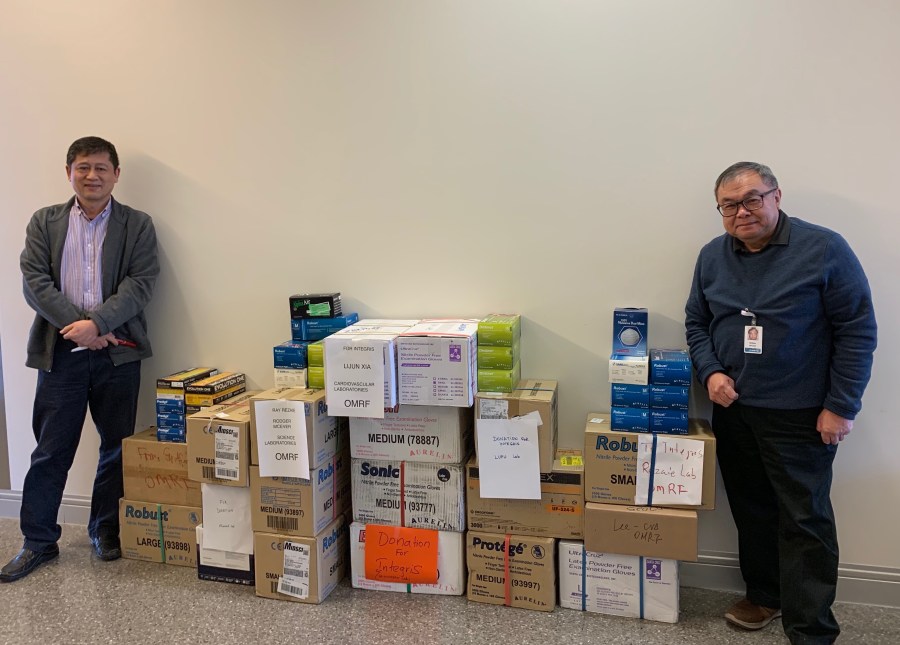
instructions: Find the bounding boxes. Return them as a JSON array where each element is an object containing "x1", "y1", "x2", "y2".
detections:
[
  {"x1": 90, "y1": 534, "x2": 121, "y2": 561},
  {"x1": 0, "y1": 546, "x2": 60, "y2": 582}
]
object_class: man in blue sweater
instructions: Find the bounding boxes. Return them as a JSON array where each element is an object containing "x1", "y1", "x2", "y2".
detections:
[{"x1": 685, "y1": 162, "x2": 876, "y2": 645}]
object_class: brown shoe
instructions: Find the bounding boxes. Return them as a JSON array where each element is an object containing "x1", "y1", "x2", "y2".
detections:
[{"x1": 725, "y1": 598, "x2": 782, "y2": 630}]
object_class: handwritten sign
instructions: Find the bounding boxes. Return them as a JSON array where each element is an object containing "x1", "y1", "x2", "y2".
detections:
[
  {"x1": 200, "y1": 483, "x2": 254, "y2": 554},
  {"x1": 363, "y1": 524, "x2": 439, "y2": 584},
  {"x1": 324, "y1": 337, "x2": 386, "y2": 418},
  {"x1": 475, "y1": 412, "x2": 541, "y2": 499},
  {"x1": 635, "y1": 435, "x2": 704, "y2": 506},
  {"x1": 254, "y1": 400, "x2": 309, "y2": 478}
]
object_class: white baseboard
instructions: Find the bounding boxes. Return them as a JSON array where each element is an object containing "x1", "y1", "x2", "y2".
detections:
[{"x1": 1, "y1": 490, "x2": 897, "y2": 608}]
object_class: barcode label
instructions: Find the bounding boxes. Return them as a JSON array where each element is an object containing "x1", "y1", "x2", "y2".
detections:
[
  {"x1": 279, "y1": 541, "x2": 310, "y2": 599},
  {"x1": 214, "y1": 425, "x2": 240, "y2": 481},
  {"x1": 283, "y1": 567, "x2": 308, "y2": 579},
  {"x1": 267, "y1": 516, "x2": 298, "y2": 531},
  {"x1": 479, "y1": 399, "x2": 509, "y2": 419},
  {"x1": 202, "y1": 466, "x2": 215, "y2": 479}
]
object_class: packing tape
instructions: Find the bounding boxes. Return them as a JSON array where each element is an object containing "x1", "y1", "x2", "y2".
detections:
[
  {"x1": 157, "y1": 503, "x2": 166, "y2": 563},
  {"x1": 647, "y1": 434, "x2": 659, "y2": 506},
  {"x1": 503, "y1": 534, "x2": 512, "y2": 606},
  {"x1": 639, "y1": 556, "x2": 645, "y2": 619}
]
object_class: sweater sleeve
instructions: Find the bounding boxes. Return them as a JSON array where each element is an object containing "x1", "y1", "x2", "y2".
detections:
[
  {"x1": 821, "y1": 234, "x2": 877, "y2": 419},
  {"x1": 684, "y1": 252, "x2": 725, "y2": 387},
  {"x1": 20, "y1": 211, "x2": 85, "y2": 330}
]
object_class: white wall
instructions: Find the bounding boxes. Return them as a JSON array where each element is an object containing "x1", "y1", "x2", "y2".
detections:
[{"x1": 1, "y1": 1, "x2": 897, "y2": 571}]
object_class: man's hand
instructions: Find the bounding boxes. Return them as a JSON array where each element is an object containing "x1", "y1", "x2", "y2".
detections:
[
  {"x1": 707, "y1": 372, "x2": 739, "y2": 408},
  {"x1": 60, "y1": 320, "x2": 101, "y2": 346},
  {"x1": 85, "y1": 333, "x2": 118, "y2": 351},
  {"x1": 817, "y1": 409, "x2": 853, "y2": 445}
]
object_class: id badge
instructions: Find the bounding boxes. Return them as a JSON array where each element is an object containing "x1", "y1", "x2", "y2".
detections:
[{"x1": 744, "y1": 326, "x2": 763, "y2": 354}]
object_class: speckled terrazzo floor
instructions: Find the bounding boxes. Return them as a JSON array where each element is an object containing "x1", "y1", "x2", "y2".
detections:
[{"x1": 0, "y1": 520, "x2": 898, "y2": 645}]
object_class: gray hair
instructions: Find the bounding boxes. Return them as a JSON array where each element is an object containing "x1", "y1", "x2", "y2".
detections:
[{"x1": 714, "y1": 162, "x2": 778, "y2": 198}]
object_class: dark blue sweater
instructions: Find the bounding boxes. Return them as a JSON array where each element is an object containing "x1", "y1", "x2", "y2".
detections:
[{"x1": 685, "y1": 212, "x2": 876, "y2": 419}]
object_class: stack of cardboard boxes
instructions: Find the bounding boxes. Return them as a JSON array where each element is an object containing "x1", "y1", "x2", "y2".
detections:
[
  {"x1": 186, "y1": 391, "x2": 260, "y2": 585},
  {"x1": 347, "y1": 319, "x2": 478, "y2": 596},
  {"x1": 119, "y1": 426, "x2": 204, "y2": 568},
  {"x1": 276, "y1": 292, "x2": 358, "y2": 388},
  {"x1": 467, "y1": 379, "x2": 572, "y2": 612},
  {"x1": 567, "y1": 309, "x2": 715, "y2": 623},
  {"x1": 247, "y1": 386, "x2": 350, "y2": 604},
  {"x1": 476, "y1": 314, "x2": 521, "y2": 393},
  {"x1": 156, "y1": 367, "x2": 219, "y2": 443}
]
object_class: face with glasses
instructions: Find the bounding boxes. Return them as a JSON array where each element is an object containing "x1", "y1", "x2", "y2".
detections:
[{"x1": 716, "y1": 171, "x2": 782, "y2": 252}]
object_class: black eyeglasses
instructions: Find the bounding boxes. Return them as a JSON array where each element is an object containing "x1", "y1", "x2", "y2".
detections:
[{"x1": 717, "y1": 187, "x2": 778, "y2": 217}]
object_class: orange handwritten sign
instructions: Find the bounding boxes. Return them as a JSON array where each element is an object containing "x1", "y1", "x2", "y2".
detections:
[{"x1": 363, "y1": 524, "x2": 439, "y2": 584}]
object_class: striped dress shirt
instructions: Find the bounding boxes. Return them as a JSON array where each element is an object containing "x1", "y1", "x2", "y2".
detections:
[{"x1": 60, "y1": 198, "x2": 112, "y2": 312}]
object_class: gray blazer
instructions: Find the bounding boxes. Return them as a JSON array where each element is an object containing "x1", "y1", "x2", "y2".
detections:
[{"x1": 20, "y1": 196, "x2": 160, "y2": 371}]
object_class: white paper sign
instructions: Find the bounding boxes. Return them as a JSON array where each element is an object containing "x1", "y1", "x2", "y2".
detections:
[
  {"x1": 475, "y1": 412, "x2": 542, "y2": 499},
  {"x1": 279, "y1": 541, "x2": 311, "y2": 599},
  {"x1": 197, "y1": 526, "x2": 251, "y2": 570},
  {"x1": 635, "y1": 434, "x2": 705, "y2": 506},
  {"x1": 324, "y1": 337, "x2": 386, "y2": 418},
  {"x1": 200, "y1": 484, "x2": 254, "y2": 554},
  {"x1": 254, "y1": 400, "x2": 309, "y2": 478}
]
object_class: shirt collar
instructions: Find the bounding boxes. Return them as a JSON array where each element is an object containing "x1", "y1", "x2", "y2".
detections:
[
  {"x1": 73, "y1": 197, "x2": 113, "y2": 223},
  {"x1": 731, "y1": 210, "x2": 790, "y2": 253}
]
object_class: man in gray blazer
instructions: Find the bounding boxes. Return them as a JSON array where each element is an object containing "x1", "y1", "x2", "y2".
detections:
[{"x1": 1, "y1": 136, "x2": 159, "y2": 582}]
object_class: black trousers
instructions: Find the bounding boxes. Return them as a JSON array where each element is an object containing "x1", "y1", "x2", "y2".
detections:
[
  {"x1": 21, "y1": 340, "x2": 141, "y2": 551},
  {"x1": 712, "y1": 403, "x2": 839, "y2": 645}
]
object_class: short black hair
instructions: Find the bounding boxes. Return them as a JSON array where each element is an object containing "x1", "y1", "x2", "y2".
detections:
[
  {"x1": 66, "y1": 136, "x2": 119, "y2": 169},
  {"x1": 714, "y1": 161, "x2": 778, "y2": 198}
]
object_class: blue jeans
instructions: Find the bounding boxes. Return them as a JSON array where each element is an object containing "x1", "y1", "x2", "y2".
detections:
[
  {"x1": 20, "y1": 339, "x2": 141, "y2": 551},
  {"x1": 713, "y1": 403, "x2": 839, "y2": 645}
]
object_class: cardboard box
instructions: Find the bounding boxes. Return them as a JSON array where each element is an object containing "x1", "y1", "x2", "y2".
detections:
[
  {"x1": 119, "y1": 499, "x2": 202, "y2": 567},
  {"x1": 186, "y1": 398, "x2": 255, "y2": 487},
  {"x1": 611, "y1": 406, "x2": 649, "y2": 432},
  {"x1": 584, "y1": 503, "x2": 698, "y2": 561},
  {"x1": 307, "y1": 341, "x2": 324, "y2": 368},
  {"x1": 466, "y1": 452, "x2": 584, "y2": 539},
  {"x1": 558, "y1": 541, "x2": 679, "y2": 623},
  {"x1": 476, "y1": 380, "x2": 558, "y2": 473},
  {"x1": 250, "y1": 450, "x2": 351, "y2": 537},
  {"x1": 349, "y1": 406, "x2": 473, "y2": 463},
  {"x1": 351, "y1": 458, "x2": 466, "y2": 531},
  {"x1": 649, "y1": 349, "x2": 692, "y2": 386},
  {"x1": 156, "y1": 367, "x2": 219, "y2": 393},
  {"x1": 477, "y1": 314, "x2": 522, "y2": 348},
  {"x1": 649, "y1": 409, "x2": 689, "y2": 434},
  {"x1": 274, "y1": 368, "x2": 307, "y2": 389},
  {"x1": 292, "y1": 313, "x2": 359, "y2": 341},
  {"x1": 608, "y1": 354, "x2": 649, "y2": 385},
  {"x1": 476, "y1": 363, "x2": 521, "y2": 394},
  {"x1": 612, "y1": 308, "x2": 648, "y2": 356},
  {"x1": 349, "y1": 522, "x2": 466, "y2": 595},
  {"x1": 325, "y1": 321, "x2": 420, "y2": 412},
  {"x1": 649, "y1": 385, "x2": 689, "y2": 410},
  {"x1": 466, "y1": 531, "x2": 556, "y2": 611},
  {"x1": 610, "y1": 384, "x2": 650, "y2": 409},
  {"x1": 196, "y1": 524, "x2": 255, "y2": 586},
  {"x1": 289, "y1": 292, "x2": 342, "y2": 319},
  {"x1": 308, "y1": 366, "x2": 324, "y2": 389},
  {"x1": 253, "y1": 515, "x2": 348, "y2": 604},
  {"x1": 250, "y1": 387, "x2": 343, "y2": 468},
  {"x1": 273, "y1": 341, "x2": 309, "y2": 369},
  {"x1": 477, "y1": 345, "x2": 518, "y2": 370},
  {"x1": 397, "y1": 320, "x2": 479, "y2": 407},
  {"x1": 122, "y1": 427, "x2": 202, "y2": 506},
  {"x1": 583, "y1": 415, "x2": 716, "y2": 510}
]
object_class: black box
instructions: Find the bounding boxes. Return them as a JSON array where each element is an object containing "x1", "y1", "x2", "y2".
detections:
[{"x1": 289, "y1": 292, "x2": 342, "y2": 319}]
